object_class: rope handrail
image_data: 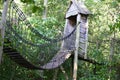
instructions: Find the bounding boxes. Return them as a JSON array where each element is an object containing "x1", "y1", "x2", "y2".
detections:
[
  {"x1": 10, "y1": 0, "x2": 76, "y2": 43},
  {"x1": 5, "y1": 22, "x2": 76, "y2": 47}
]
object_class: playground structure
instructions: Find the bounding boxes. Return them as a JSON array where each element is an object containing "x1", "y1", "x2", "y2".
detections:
[{"x1": 0, "y1": 0, "x2": 102, "y2": 79}]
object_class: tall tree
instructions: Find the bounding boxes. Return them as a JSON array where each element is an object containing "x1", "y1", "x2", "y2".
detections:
[
  {"x1": 0, "y1": 0, "x2": 9, "y2": 64},
  {"x1": 43, "y1": 0, "x2": 48, "y2": 19}
]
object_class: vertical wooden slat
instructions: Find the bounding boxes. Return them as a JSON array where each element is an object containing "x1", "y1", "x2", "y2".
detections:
[
  {"x1": 0, "y1": 0, "x2": 9, "y2": 64},
  {"x1": 84, "y1": 17, "x2": 88, "y2": 59},
  {"x1": 83, "y1": 17, "x2": 89, "y2": 77},
  {"x1": 61, "y1": 19, "x2": 69, "y2": 49},
  {"x1": 73, "y1": 14, "x2": 81, "y2": 80}
]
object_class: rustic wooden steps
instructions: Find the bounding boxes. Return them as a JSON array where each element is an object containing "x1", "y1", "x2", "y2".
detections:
[{"x1": 3, "y1": 46, "x2": 42, "y2": 70}]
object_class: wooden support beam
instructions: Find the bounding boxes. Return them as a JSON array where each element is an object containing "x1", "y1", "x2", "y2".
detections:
[
  {"x1": 0, "y1": 0, "x2": 9, "y2": 64},
  {"x1": 73, "y1": 14, "x2": 81, "y2": 80}
]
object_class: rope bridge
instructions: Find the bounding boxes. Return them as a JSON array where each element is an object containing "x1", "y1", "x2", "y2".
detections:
[{"x1": 3, "y1": 0, "x2": 101, "y2": 70}]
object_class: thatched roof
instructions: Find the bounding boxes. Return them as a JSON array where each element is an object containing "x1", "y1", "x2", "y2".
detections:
[{"x1": 66, "y1": 0, "x2": 91, "y2": 18}]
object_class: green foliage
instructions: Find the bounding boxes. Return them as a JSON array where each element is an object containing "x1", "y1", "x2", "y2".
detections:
[
  {"x1": 29, "y1": 17, "x2": 63, "y2": 37},
  {"x1": 0, "y1": 55, "x2": 41, "y2": 80},
  {"x1": 20, "y1": 0, "x2": 35, "y2": 3},
  {"x1": 109, "y1": 17, "x2": 120, "y2": 32}
]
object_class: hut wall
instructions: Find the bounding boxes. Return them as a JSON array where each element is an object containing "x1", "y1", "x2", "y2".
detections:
[
  {"x1": 61, "y1": 19, "x2": 76, "y2": 50},
  {"x1": 61, "y1": 14, "x2": 88, "y2": 56},
  {"x1": 79, "y1": 15, "x2": 88, "y2": 56}
]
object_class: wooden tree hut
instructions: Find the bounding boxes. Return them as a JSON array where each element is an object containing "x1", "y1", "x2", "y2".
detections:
[
  {"x1": 41, "y1": 0, "x2": 91, "y2": 70},
  {"x1": 61, "y1": 0, "x2": 91, "y2": 79},
  {"x1": 61, "y1": 0, "x2": 91, "y2": 58}
]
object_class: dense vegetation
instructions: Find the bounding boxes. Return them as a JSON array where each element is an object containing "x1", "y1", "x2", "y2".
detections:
[{"x1": 0, "y1": 0, "x2": 120, "y2": 80}]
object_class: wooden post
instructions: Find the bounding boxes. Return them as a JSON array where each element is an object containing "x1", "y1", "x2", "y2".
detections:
[
  {"x1": 0, "y1": 0, "x2": 9, "y2": 64},
  {"x1": 73, "y1": 14, "x2": 81, "y2": 80}
]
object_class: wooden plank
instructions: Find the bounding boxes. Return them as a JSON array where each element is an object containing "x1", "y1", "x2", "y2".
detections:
[{"x1": 0, "y1": 0, "x2": 9, "y2": 64}]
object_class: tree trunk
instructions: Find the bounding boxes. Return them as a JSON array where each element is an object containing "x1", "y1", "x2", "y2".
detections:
[
  {"x1": 43, "y1": 0, "x2": 48, "y2": 19},
  {"x1": 60, "y1": 66, "x2": 69, "y2": 80},
  {"x1": 109, "y1": 38, "x2": 114, "y2": 79},
  {"x1": 0, "y1": 0, "x2": 9, "y2": 64},
  {"x1": 53, "y1": 68, "x2": 59, "y2": 80},
  {"x1": 109, "y1": 38, "x2": 114, "y2": 61}
]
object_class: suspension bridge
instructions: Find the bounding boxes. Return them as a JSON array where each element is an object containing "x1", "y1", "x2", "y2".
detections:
[{"x1": 0, "y1": 0, "x2": 102, "y2": 79}]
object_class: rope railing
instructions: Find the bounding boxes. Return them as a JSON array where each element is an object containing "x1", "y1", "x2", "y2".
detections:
[
  {"x1": 5, "y1": 18, "x2": 76, "y2": 47},
  {"x1": 5, "y1": 22, "x2": 58, "y2": 47},
  {"x1": 10, "y1": 0, "x2": 76, "y2": 43}
]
